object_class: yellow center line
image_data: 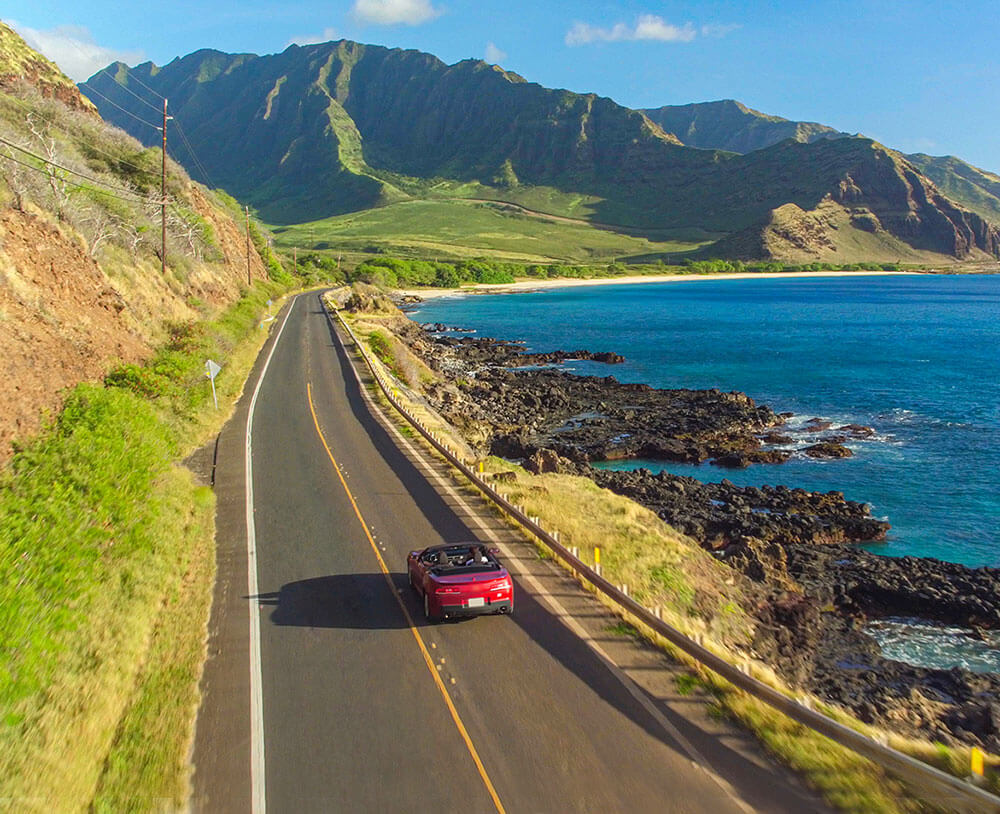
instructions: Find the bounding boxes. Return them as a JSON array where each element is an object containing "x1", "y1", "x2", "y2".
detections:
[{"x1": 307, "y1": 382, "x2": 506, "y2": 814}]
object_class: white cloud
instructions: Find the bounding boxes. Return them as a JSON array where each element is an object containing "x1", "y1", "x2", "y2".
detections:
[
  {"x1": 351, "y1": 0, "x2": 443, "y2": 26},
  {"x1": 701, "y1": 23, "x2": 740, "y2": 38},
  {"x1": 484, "y1": 42, "x2": 506, "y2": 64},
  {"x1": 9, "y1": 21, "x2": 144, "y2": 82},
  {"x1": 285, "y1": 27, "x2": 339, "y2": 48},
  {"x1": 565, "y1": 15, "x2": 696, "y2": 46}
]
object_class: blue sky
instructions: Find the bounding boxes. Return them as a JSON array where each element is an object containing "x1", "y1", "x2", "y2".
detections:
[{"x1": 10, "y1": 0, "x2": 1000, "y2": 172}]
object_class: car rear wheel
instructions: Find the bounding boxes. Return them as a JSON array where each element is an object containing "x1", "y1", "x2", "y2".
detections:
[{"x1": 424, "y1": 593, "x2": 437, "y2": 623}]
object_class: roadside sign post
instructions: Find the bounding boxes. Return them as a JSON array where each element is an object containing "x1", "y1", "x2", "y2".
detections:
[
  {"x1": 971, "y1": 746, "x2": 985, "y2": 784},
  {"x1": 205, "y1": 359, "x2": 222, "y2": 410}
]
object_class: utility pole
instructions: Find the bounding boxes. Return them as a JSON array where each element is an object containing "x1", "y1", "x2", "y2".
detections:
[
  {"x1": 160, "y1": 98, "x2": 171, "y2": 276},
  {"x1": 245, "y1": 205, "x2": 251, "y2": 286}
]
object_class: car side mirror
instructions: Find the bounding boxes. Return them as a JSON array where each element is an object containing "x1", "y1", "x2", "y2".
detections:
[{"x1": 488, "y1": 547, "x2": 500, "y2": 555}]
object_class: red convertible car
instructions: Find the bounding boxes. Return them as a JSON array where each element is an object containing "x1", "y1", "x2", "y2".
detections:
[{"x1": 407, "y1": 543, "x2": 513, "y2": 622}]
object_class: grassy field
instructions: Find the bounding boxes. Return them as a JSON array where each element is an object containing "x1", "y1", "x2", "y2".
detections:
[{"x1": 270, "y1": 198, "x2": 714, "y2": 263}]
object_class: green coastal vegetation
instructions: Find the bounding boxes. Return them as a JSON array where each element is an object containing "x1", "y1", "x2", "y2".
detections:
[
  {"x1": 270, "y1": 198, "x2": 715, "y2": 264},
  {"x1": 304, "y1": 252, "x2": 911, "y2": 290}
]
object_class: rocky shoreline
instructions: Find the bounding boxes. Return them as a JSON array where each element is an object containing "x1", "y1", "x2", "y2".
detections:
[{"x1": 377, "y1": 292, "x2": 1000, "y2": 751}]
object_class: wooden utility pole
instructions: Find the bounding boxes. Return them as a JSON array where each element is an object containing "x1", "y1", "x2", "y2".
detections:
[
  {"x1": 245, "y1": 205, "x2": 251, "y2": 286},
  {"x1": 161, "y1": 98, "x2": 169, "y2": 275}
]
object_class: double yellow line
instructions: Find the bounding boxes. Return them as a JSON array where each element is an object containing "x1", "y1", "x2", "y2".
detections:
[{"x1": 307, "y1": 382, "x2": 506, "y2": 814}]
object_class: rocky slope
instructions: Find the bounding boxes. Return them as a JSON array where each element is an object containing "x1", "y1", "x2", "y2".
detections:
[
  {"x1": 905, "y1": 153, "x2": 1000, "y2": 223},
  {"x1": 80, "y1": 40, "x2": 1000, "y2": 262},
  {"x1": 0, "y1": 24, "x2": 269, "y2": 461}
]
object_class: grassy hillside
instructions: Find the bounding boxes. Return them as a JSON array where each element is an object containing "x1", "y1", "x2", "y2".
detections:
[
  {"x1": 0, "y1": 21, "x2": 96, "y2": 114},
  {"x1": 0, "y1": 26, "x2": 287, "y2": 454},
  {"x1": 272, "y1": 199, "x2": 714, "y2": 263},
  {"x1": 642, "y1": 99, "x2": 848, "y2": 153}
]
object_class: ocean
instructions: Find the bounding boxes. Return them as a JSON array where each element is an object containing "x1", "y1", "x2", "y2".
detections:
[{"x1": 411, "y1": 274, "x2": 1000, "y2": 570}]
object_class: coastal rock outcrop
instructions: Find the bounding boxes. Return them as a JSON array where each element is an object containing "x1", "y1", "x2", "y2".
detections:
[{"x1": 387, "y1": 310, "x2": 1000, "y2": 749}]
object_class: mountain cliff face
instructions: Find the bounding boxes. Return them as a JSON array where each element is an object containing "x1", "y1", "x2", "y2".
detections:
[
  {"x1": 642, "y1": 99, "x2": 1000, "y2": 235},
  {"x1": 642, "y1": 99, "x2": 847, "y2": 154},
  {"x1": 81, "y1": 40, "x2": 1000, "y2": 261},
  {"x1": 904, "y1": 153, "x2": 1000, "y2": 224}
]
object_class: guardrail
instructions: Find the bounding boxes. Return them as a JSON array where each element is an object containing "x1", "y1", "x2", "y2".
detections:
[{"x1": 326, "y1": 296, "x2": 1000, "y2": 813}]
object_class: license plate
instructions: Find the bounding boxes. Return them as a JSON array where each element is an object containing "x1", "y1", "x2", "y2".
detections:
[{"x1": 467, "y1": 597, "x2": 485, "y2": 607}]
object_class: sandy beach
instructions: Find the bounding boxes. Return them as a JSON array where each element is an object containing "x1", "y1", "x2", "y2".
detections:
[{"x1": 398, "y1": 269, "x2": 923, "y2": 299}]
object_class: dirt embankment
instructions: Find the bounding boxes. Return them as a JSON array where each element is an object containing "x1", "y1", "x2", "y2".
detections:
[
  {"x1": 0, "y1": 197, "x2": 266, "y2": 464},
  {"x1": 0, "y1": 209, "x2": 147, "y2": 457}
]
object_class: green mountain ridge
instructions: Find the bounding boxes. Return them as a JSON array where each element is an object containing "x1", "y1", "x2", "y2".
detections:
[
  {"x1": 80, "y1": 40, "x2": 1000, "y2": 262},
  {"x1": 642, "y1": 99, "x2": 850, "y2": 153}
]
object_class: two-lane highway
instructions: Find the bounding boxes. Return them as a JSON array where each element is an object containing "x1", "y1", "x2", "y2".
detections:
[{"x1": 192, "y1": 291, "x2": 831, "y2": 813}]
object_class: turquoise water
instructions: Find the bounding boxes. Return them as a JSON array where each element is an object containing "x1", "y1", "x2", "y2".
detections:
[{"x1": 412, "y1": 274, "x2": 1000, "y2": 569}]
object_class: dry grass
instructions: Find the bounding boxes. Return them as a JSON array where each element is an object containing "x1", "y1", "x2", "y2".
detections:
[{"x1": 478, "y1": 456, "x2": 756, "y2": 650}]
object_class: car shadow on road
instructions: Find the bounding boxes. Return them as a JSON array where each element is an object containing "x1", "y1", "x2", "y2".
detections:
[{"x1": 251, "y1": 572, "x2": 478, "y2": 630}]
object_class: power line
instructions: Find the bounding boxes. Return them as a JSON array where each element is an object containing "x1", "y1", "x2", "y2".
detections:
[
  {"x1": 1, "y1": 94, "x2": 155, "y2": 177},
  {"x1": 88, "y1": 66, "x2": 162, "y2": 113},
  {"x1": 110, "y1": 63, "x2": 166, "y2": 104},
  {"x1": 173, "y1": 118, "x2": 215, "y2": 187},
  {"x1": 0, "y1": 151, "x2": 163, "y2": 205},
  {"x1": 59, "y1": 31, "x2": 164, "y2": 110},
  {"x1": 81, "y1": 66, "x2": 218, "y2": 194},
  {"x1": 0, "y1": 135, "x2": 153, "y2": 201},
  {"x1": 79, "y1": 83, "x2": 160, "y2": 130}
]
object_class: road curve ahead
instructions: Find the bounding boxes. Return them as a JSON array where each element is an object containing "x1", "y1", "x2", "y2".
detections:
[{"x1": 192, "y1": 291, "x2": 831, "y2": 813}]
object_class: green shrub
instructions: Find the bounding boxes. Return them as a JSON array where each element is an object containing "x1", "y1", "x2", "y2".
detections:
[
  {"x1": 0, "y1": 385, "x2": 175, "y2": 717},
  {"x1": 104, "y1": 364, "x2": 172, "y2": 399}
]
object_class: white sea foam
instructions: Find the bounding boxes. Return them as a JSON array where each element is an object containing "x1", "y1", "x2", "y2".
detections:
[{"x1": 864, "y1": 617, "x2": 1000, "y2": 674}]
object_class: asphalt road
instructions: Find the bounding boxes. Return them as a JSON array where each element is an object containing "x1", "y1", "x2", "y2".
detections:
[{"x1": 191, "y1": 291, "x2": 831, "y2": 813}]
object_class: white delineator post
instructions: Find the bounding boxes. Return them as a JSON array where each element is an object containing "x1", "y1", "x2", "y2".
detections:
[{"x1": 205, "y1": 359, "x2": 221, "y2": 409}]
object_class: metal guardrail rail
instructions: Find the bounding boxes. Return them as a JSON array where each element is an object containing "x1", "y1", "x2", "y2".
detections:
[{"x1": 327, "y1": 298, "x2": 1000, "y2": 813}]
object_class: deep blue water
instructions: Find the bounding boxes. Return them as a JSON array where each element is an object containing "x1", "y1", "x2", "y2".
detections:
[{"x1": 412, "y1": 274, "x2": 1000, "y2": 569}]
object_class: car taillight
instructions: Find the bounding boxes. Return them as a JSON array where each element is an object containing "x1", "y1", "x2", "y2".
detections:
[
  {"x1": 493, "y1": 581, "x2": 511, "y2": 591},
  {"x1": 435, "y1": 586, "x2": 460, "y2": 594}
]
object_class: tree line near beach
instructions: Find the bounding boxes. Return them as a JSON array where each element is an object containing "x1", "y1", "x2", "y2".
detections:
[{"x1": 296, "y1": 254, "x2": 907, "y2": 289}]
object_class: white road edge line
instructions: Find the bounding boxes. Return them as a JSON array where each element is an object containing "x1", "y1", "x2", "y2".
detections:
[
  {"x1": 245, "y1": 293, "x2": 297, "y2": 814},
  {"x1": 332, "y1": 315, "x2": 756, "y2": 814}
]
